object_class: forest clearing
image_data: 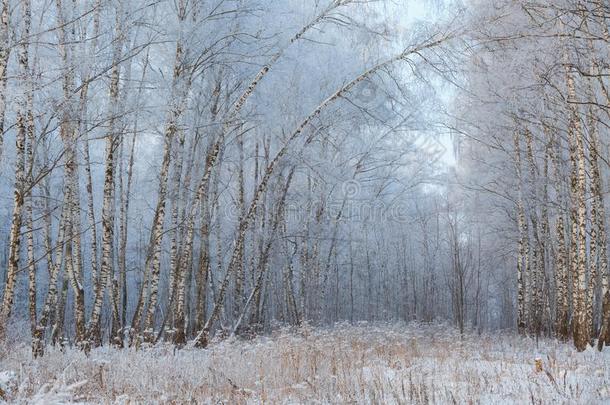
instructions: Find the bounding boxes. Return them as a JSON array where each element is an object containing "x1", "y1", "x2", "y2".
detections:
[{"x1": 2, "y1": 323, "x2": 610, "y2": 404}]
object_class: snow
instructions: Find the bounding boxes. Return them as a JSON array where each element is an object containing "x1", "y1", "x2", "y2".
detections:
[{"x1": 1, "y1": 323, "x2": 610, "y2": 403}]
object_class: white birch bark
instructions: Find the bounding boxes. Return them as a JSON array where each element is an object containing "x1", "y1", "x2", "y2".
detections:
[
  {"x1": 0, "y1": 0, "x2": 28, "y2": 335},
  {"x1": 89, "y1": 0, "x2": 124, "y2": 347},
  {"x1": 133, "y1": 10, "x2": 190, "y2": 342},
  {"x1": 0, "y1": 0, "x2": 10, "y2": 161},
  {"x1": 565, "y1": 62, "x2": 589, "y2": 351},
  {"x1": 546, "y1": 124, "x2": 570, "y2": 339}
]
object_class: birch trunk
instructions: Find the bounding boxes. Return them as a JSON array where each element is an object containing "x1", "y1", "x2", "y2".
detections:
[
  {"x1": 513, "y1": 131, "x2": 528, "y2": 333},
  {"x1": 116, "y1": 50, "x2": 148, "y2": 335},
  {"x1": 234, "y1": 131, "x2": 246, "y2": 321},
  {"x1": 586, "y1": 102, "x2": 601, "y2": 344},
  {"x1": 80, "y1": 0, "x2": 102, "y2": 292},
  {"x1": 232, "y1": 167, "x2": 295, "y2": 335},
  {"x1": 135, "y1": 26, "x2": 190, "y2": 343},
  {"x1": 167, "y1": 130, "x2": 186, "y2": 339},
  {"x1": 524, "y1": 128, "x2": 544, "y2": 336},
  {"x1": 0, "y1": 11, "x2": 29, "y2": 336},
  {"x1": 51, "y1": 275, "x2": 69, "y2": 348},
  {"x1": 566, "y1": 64, "x2": 589, "y2": 352},
  {"x1": 89, "y1": 1, "x2": 124, "y2": 347},
  {"x1": 547, "y1": 125, "x2": 570, "y2": 339},
  {"x1": 23, "y1": 0, "x2": 37, "y2": 338},
  {"x1": 168, "y1": 133, "x2": 186, "y2": 344},
  {"x1": 0, "y1": 0, "x2": 10, "y2": 161},
  {"x1": 589, "y1": 0, "x2": 610, "y2": 348},
  {"x1": 32, "y1": 204, "x2": 68, "y2": 357}
]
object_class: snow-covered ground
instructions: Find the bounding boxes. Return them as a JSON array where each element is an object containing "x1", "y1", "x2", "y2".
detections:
[{"x1": 1, "y1": 323, "x2": 610, "y2": 404}]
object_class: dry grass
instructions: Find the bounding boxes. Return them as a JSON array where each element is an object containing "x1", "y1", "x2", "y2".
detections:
[{"x1": 1, "y1": 322, "x2": 609, "y2": 404}]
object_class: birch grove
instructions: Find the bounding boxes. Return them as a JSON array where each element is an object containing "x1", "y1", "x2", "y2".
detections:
[
  {"x1": 455, "y1": 0, "x2": 610, "y2": 351},
  {"x1": 0, "y1": 0, "x2": 609, "y2": 358}
]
